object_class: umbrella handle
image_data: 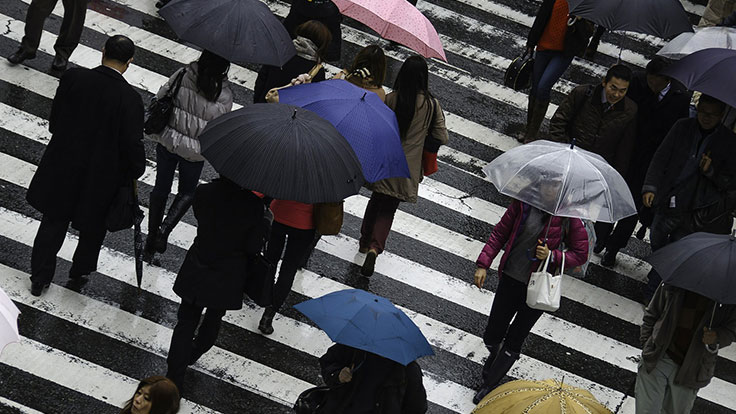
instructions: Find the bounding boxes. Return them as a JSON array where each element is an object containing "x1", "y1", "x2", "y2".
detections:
[{"x1": 709, "y1": 302, "x2": 718, "y2": 328}]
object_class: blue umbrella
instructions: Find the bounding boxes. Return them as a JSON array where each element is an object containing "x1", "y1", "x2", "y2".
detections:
[
  {"x1": 294, "y1": 289, "x2": 434, "y2": 365},
  {"x1": 279, "y1": 79, "x2": 410, "y2": 183},
  {"x1": 661, "y1": 48, "x2": 736, "y2": 109}
]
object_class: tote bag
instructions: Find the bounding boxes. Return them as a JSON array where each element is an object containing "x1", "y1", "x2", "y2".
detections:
[{"x1": 526, "y1": 249, "x2": 564, "y2": 312}]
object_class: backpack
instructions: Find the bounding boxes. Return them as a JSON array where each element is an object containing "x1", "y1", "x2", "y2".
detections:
[{"x1": 561, "y1": 217, "x2": 596, "y2": 278}]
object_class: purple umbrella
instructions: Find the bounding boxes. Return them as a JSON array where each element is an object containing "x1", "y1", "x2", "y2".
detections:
[
  {"x1": 661, "y1": 48, "x2": 736, "y2": 108},
  {"x1": 567, "y1": 0, "x2": 693, "y2": 39}
]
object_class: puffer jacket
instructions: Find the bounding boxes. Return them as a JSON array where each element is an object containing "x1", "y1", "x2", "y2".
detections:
[
  {"x1": 153, "y1": 63, "x2": 233, "y2": 162},
  {"x1": 640, "y1": 285, "x2": 736, "y2": 389},
  {"x1": 476, "y1": 200, "x2": 589, "y2": 279}
]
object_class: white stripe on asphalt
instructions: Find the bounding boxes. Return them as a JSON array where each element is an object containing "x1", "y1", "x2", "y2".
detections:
[{"x1": 0, "y1": 397, "x2": 44, "y2": 414}]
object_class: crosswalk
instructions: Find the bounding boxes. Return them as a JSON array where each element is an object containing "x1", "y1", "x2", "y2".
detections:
[{"x1": 0, "y1": 0, "x2": 734, "y2": 412}]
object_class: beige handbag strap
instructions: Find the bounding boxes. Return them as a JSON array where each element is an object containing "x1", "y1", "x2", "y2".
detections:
[{"x1": 265, "y1": 63, "x2": 324, "y2": 103}]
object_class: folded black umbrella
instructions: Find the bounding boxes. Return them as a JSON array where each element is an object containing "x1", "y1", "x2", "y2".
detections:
[
  {"x1": 159, "y1": 0, "x2": 296, "y2": 67},
  {"x1": 199, "y1": 103, "x2": 365, "y2": 203},
  {"x1": 567, "y1": 0, "x2": 693, "y2": 39}
]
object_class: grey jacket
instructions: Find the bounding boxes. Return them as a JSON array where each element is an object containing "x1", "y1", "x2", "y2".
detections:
[
  {"x1": 151, "y1": 63, "x2": 233, "y2": 162},
  {"x1": 640, "y1": 285, "x2": 736, "y2": 389}
]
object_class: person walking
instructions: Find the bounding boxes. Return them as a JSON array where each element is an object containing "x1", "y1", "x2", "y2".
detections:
[
  {"x1": 282, "y1": 0, "x2": 342, "y2": 62},
  {"x1": 166, "y1": 178, "x2": 268, "y2": 391},
  {"x1": 635, "y1": 285, "x2": 736, "y2": 413},
  {"x1": 144, "y1": 50, "x2": 233, "y2": 262},
  {"x1": 336, "y1": 45, "x2": 388, "y2": 101},
  {"x1": 253, "y1": 20, "x2": 331, "y2": 103},
  {"x1": 471, "y1": 198, "x2": 589, "y2": 404},
  {"x1": 120, "y1": 376, "x2": 180, "y2": 414},
  {"x1": 318, "y1": 343, "x2": 428, "y2": 414},
  {"x1": 699, "y1": 0, "x2": 736, "y2": 26},
  {"x1": 521, "y1": 0, "x2": 594, "y2": 143},
  {"x1": 26, "y1": 35, "x2": 145, "y2": 297},
  {"x1": 359, "y1": 56, "x2": 448, "y2": 276},
  {"x1": 257, "y1": 198, "x2": 315, "y2": 335}
]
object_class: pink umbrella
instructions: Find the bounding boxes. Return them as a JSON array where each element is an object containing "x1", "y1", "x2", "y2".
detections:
[{"x1": 332, "y1": 0, "x2": 447, "y2": 61}]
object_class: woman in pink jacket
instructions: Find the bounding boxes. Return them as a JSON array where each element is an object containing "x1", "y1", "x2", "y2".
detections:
[{"x1": 472, "y1": 199, "x2": 589, "y2": 403}]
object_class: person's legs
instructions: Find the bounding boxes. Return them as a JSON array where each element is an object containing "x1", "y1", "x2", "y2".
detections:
[
  {"x1": 259, "y1": 221, "x2": 288, "y2": 335},
  {"x1": 167, "y1": 300, "x2": 204, "y2": 390},
  {"x1": 529, "y1": 50, "x2": 553, "y2": 99},
  {"x1": 30, "y1": 214, "x2": 69, "y2": 290},
  {"x1": 662, "y1": 354, "x2": 698, "y2": 413},
  {"x1": 156, "y1": 155, "x2": 202, "y2": 253},
  {"x1": 272, "y1": 226, "x2": 316, "y2": 310},
  {"x1": 523, "y1": 50, "x2": 555, "y2": 142},
  {"x1": 602, "y1": 215, "x2": 639, "y2": 266},
  {"x1": 17, "y1": 0, "x2": 58, "y2": 55},
  {"x1": 175, "y1": 159, "x2": 205, "y2": 196},
  {"x1": 69, "y1": 224, "x2": 107, "y2": 278},
  {"x1": 365, "y1": 193, "x2": 401, "y2": 254},
  {"x1": 649, "y1": 213, "x2": 682, "y2": 252},
  {"x1": 482, "y1": 276, "x2": 524, "y2": 347},
  {"x1": 152, "y1": 144, "x2": 178, "y2": 199},
  {"x1": 501, "y1": 297, "x2": 544, "y2": 354},
  {"x1": 593, "y1": 221, "x2": 614, "y2": 254},
  {"x1": 635, "y1": 358, "x2": 670, "y2": 414},
  {"x1": 54, "y1": 0, "x2": 88, "y2": 62},
  {"x1": 190, "y1": 308, "x2": 227, "y2": 364},
  {"x1": 359, "y1": 192, "x2": 382, "y2": 251},
  {"x1": 534, "y1": 52, "x2": 574, "y2": 103}
]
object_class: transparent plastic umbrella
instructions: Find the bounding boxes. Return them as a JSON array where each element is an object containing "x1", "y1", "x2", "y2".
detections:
[
  {"x1": 482, "y1": 140, "x2": 636, "y2": 223},
  {"x1": 658, "y1": 26, "x2": 736, "y2": 60},
  {"x1": 0, "y1": 286, "x2": 20, "y2": 356}
]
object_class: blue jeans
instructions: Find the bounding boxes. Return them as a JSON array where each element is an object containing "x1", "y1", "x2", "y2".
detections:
[
  {"x1": 151, "y1": 143, "x2": 204, "y2": 198},
  {"x1": 530, "y1": 50, "x2": 573, "y2": 101}
]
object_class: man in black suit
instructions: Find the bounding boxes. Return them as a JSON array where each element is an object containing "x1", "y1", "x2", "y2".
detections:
[
  {"x1": 7, "y1": 0, "x2": 88, "y2": 71},
  {"x1": 26, "y1": 35, "x2": 146, "y2": 297}
]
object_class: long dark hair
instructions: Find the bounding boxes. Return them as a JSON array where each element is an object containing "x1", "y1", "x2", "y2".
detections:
[
  {"x1": 120, "y1": 376, "x2": 180, "y2": 414},
  {"x1": 195, "y1": 49, "x2": 230, "y2": 102},
  {"x1": 392, "y1": 56, "x2": 432, "y2": 139}
]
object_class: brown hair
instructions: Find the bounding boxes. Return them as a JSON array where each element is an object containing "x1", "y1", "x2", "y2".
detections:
[
  {"x1": 295, "y1": 20, "x2": 332, "y2": 61},
  {"x1": 121, "y1": 376, "x2": 180, "y2": 414},
  {"x1": 346, "y1": 45, "x2": 386, "y2": 87}
]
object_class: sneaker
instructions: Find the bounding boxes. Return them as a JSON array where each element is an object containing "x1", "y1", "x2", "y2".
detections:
[{"x1": 361, "y1": 249, "x2": 377, "y2": 277}]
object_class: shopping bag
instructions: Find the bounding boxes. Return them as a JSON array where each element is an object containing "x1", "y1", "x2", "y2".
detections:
[{"x1": 526, "y1": 249, "x2": 564, "y2": 312}]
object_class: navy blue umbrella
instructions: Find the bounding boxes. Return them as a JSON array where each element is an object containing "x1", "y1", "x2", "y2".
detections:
[
  {"x1": 567, "y1": 0, "x2": 693, "y2": 39},
  {"x1": 279, "y1": 80, "x2": 411, "y2": 183},
  {"x1": 295, "y1": 289, "x2": 434, "y2": 365},
  {"x1": 159, "y1": 0, "x2": 296, "y2": 66},
  {"x1": 661, "y1": 48, "x2": 736, "y2": 109}
]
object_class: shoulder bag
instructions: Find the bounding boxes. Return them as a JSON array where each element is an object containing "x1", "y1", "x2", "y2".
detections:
[
  {"x1": 526, "y1": 248, "x2": 564, "y2": 312},
  {"x1": 144, "y1": 68, "x2": 186, "y2": 134},
  {"x1": 313, "y1": 201, "x2": 344, "y2": 236}
]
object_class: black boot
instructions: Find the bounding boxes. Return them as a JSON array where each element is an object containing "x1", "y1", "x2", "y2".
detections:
[
  {"x1": 601, "y1": 248, "x2": 618, "y2": 267},
  {"x1": 522, "y1": 99, "x2": 549, "y2": 143},
  {"x1": 144, "y1": 193, "x2": 167, "y2": 261},
  {"x1": 481, "y1": 343, "x2": 501, "y2": 384},
  {"x1": 258, "y1": 306, "x2": 276, "y2": 335},
  {"x1": 518, "y1": 95, "x2": 536, "y2": 143},
  {"x1": 472, "y1": 347, "x2": 520, "y2": 404},
  {"x1": 154, "y1": 194, "x2": 194, "y2": 254}
]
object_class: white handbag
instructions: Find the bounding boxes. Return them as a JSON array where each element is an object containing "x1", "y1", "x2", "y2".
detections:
[{"x1": 526, "y1": 249, "x2": 564, "y2": 312}]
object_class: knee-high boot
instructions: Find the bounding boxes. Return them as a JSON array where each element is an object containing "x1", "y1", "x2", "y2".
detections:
[
  {"x1": 518, "y1": 95, "x2": 537, "y2": 142},
  {"x1": 481, "y1": 343, "x2": 501, "y2": 383},
  {"x1": 522, "y1": 99, "x2": 550, "y2": 144},
  {"x1": 144, "y1": 193, "x2": 167, "y2": 260},
  {"x1": 155, "y1": 193, "x2": 194, "y2": 254},
  {"x1": 473, "y1": 346, "x2": 521, "y2": 404}
]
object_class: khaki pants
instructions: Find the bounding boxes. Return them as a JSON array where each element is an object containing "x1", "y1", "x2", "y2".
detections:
[
  {"x1": 699, "y1": 0, "x2": 736, "y2": 26},
  {"x1": 635, "y1": 354, "x2": 699, "y2": 414}
]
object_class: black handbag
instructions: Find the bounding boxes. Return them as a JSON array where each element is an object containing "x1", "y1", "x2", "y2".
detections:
[
  {"x1": 504, "y1": 50, "x2": 534, "y2": 91},
  {"x1": 144, "y1": 68, "x2": 186, "y2": 134},
  {"x1": 244, "y1": 207, "x2": 276, "y2": 307},
  {"x1": 293, "y1": 386, "x2": 330, "y2": 414},
  {"x1": 106, "y1": 183, "x2": 138, "y2": 232}
]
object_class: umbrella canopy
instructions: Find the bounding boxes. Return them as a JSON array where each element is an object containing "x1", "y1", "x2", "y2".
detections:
[
  {"x1": 647, "y1": 231, "x2": 736, "y2": 304},
  {"x1": 472, "y1": 379, "x2": 611, "y2": 414},
  {"x1": 658, "y1": 26, "x2": 736, "y2": 60},
  {"x1": 332, "y1": 0, "x2": 447, "y2": 61},
  {"x1": 482, "y1": 140, "x2": 636, "y2": 223},
  {"x1": 294, "y1": 289, "x2": 434, "y2": 365},
  {"x1": 567, "y1": 0, "x2": 693, "y2": 39},
  {"x1": 661, "y1": 48, "x2": 736, "y2": 109},
  {"x1": 279, "y1": 79, "x2": 410, "y2": 183},
  {"x1": 0, "y1": 286, "x2": 20, "y2": 356},
  {"x1": 199, "y1": 103, "x2": 364, "y2": 203},
  {"x1": 159, "y1": 0, "x2": 295, "y2": 67}
]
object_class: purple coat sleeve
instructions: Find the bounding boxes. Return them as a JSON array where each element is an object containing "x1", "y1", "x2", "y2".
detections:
[
  {"x1": 552, "y1": 218, "x2": 589, "y2": 268},
  {"x1": 476, "y1": 201, "x2": 520, "y2": 269}
]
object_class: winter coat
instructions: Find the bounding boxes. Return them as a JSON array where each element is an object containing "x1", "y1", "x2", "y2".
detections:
[
  {"x1": 270, "y1": 199, "x2": 314, "y2": 230},
  {"x1": 527, "y1": 0, "x2": 595, "y2": 57},
  {"x1": 173, "y1": 179, "x2": 267, "y2": 310},
  {"x1": 476, "y1": 200, "x2": 589, "y2": 279},
  {"x1": 699, "y1": 0, "x2": 736, "y2": 26},
  {"x1": 642, "y1": 118, "x2": 736, "y2": 215},
  {"x1": 153, "y1": 63, "x2": 233, "y2": 162},
  {"x1": 253, "y1": 40, "x2": 327, "y2": 104},
  {"x1": 282, "y1": 0, "x2": 342, "y2": 62},
  {"x1": 548, "y1": 84, "x2": 638, "y2": 175},
  {"x1": 640, "y1": 285, "x2": 736, "y2": 389},
  {"x1": 369, "y1": 92, "x2": 449, "y2": 202},
  {"x1": 318, "y1": 344, "x2": 427, "y2": 414},
  {"x1": 26, "y1": 66, "x2": 146, "y2": 233}
]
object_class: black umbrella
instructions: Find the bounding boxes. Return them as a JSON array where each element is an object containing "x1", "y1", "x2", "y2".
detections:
[
  {"x1": 132, "y1": 181, "x2": 144, "y2": 290},
  {"x1": 199, "y1": 103, "x2": 365, "y2": 203},
  {"x1": 159, "y1": 0, "x2": 296, "y2": 67},
  {"x1": 661, "y1": 48, "x2": 736, "y2": 108},
  {"x1": 567, "y1": 0, "x2": 693, "y2": 39}
]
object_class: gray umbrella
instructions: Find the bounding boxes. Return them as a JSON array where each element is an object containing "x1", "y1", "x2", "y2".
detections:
[
  {"x1": 199, "y1": 103, "x2": 365, "y2": 203},
  {"x1": 661, "y1": 48, "x2": 736, "y2": 108},
  {"x1": 567, "y1": 0, "x2": 693, "y2": 39},
  {"x1": 647, "y1": 231, "x2": 736, "y2": 304},
  {"x1": 159, "y1": 0, "x2": 296, "y2": 67}
]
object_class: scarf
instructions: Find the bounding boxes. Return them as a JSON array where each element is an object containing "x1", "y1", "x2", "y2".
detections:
[{"x1": 293, "y1": 36, "x2": 319, "y2": 62}]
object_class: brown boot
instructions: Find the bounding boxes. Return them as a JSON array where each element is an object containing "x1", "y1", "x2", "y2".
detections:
[
  {"x1": 518, "y1": 95, "x2": 536, "y2": 142},
  {"x1": 522, "y1": 99, "x2": 549, "y2": 144}
]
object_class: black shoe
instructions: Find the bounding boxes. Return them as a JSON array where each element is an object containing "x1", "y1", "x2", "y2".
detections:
[
  {"x1": 472, "y1": 383, "x2": 494, "y2": 405},
  {"x1": 8, "y1": 49, "x2": 35, "y2": 65},
  {"x1": 473, "y1": 346, "x2": 521, "y2": 404},
  {"x1": 361, "y1": 249, "x2": 377, "y2": 277},
  {"x1": 51, "y1": 54, "x2": 68, "y2": 71},
  {"x1": 601, "y1": 249, "x2": 617, "y2": 267},
  {"x1": 636, "y1": 226, "x2": 647, "y2": 240},
  {"x1": 593, "y1": 241, "x2": 605, "y2": 255},
  {"x1": 30, "y1": 282, "x2": 50, "y2": 297},
  {"x1": 481, "y1": 343, "x2": 501, "y2": 383},
  {"x1": 258, "y1": 306, "x2": 276, "y2": 335}
]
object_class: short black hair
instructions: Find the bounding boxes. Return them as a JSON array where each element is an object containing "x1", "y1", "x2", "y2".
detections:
[
  {"x1": 604, "y1": 64, "x2": 633, "y2": 83},
  {"x1": 104, "y1": 35, "x2": 135, "y2": 63},
  {"x1": 698, "y1": 94, "x2": 727, "y2": 113},
  {"x1": 645, "y1": 57, "x2": 670, "y2": 76}
]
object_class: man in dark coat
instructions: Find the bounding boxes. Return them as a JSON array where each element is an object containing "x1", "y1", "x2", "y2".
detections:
[
  {"x1": 318, "y1": 344, "x2": 427, "y2": 414},
  {"x1": 166, "y1": 177, "x2": 267, "y2": 391},
  {"x1": 26, "y1": 35, "x2": 145, "y2": 297},
  {"x1": 595, "y1": 58, "x2": 692, "y2": 267}
]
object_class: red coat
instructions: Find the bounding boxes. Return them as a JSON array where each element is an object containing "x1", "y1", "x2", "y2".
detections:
[
  {"x1": 270, "y1": 199, "x2": 314, "y2": 230},
  {"x1": 476, "y1": 200, "x2": 589, "y2": 277}
]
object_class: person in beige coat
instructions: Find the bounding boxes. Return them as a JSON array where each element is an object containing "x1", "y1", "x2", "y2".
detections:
[
  {"x1": 359, "y1": 56, "x2": 449, "y2": 276},
  {"x1": 699, "y1": 0, "x2": 736, "y2": 26}
]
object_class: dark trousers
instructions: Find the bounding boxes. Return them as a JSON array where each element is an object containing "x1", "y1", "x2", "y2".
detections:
[
  {"x1": 266, "y1": 221, "x2": 316, "y2": 310},
  {"x1": 167, "y1": 299, "x2": 226, "y2": 386},
  {"x1": 530, "y1": 50, "x2": 573, "y2": 102},
  {"x1": 644, "y1": 213, "x2": 691, "y2": 297},
  {"x1": 359, "y1": 192, "x2": 401, "y2": 254},
  {"x1": 483, "y1": 275, "x2": 544, "y2": 353},
  {"x1": 20, "y1": 0, "x2": 88, "y2": 59},
  {"x1": 30, "y1": 214, "x2": 106, "y2": 285},
  {"x1": 151, "y1": 144, "x2": 204, "y2": 199},
  {"x1": 594, "y1": 215, "x2": 639, "y2": 252}
]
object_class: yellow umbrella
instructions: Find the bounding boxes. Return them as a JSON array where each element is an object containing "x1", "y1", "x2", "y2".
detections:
[{"x1": 472, "y1": 379, "x2": 612, "y2": 414}]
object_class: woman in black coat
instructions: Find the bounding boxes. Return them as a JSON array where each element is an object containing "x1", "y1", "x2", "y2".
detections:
[
  {"x1": 318, "y1": 344, "x2": 427, "y2": 414},
  {"x1": 166, "y1": 177, "x2": 267, "y2": 391},
  {"x1": 253, "y1": 20, "x2": 332, "y2": 103}
]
